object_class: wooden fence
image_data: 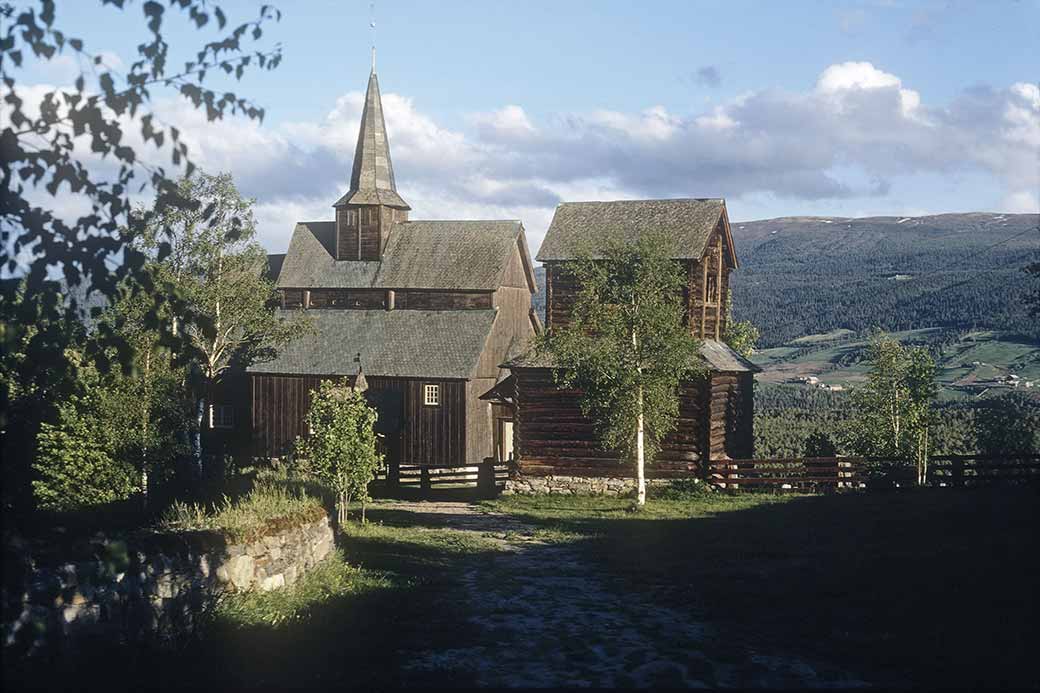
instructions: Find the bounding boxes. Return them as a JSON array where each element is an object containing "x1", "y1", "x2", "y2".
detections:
[
  {"x1": 381, "y1": 460, "x2": 510, "y2": 495},
  {"x1": 708, "y1": 455, "x2": 1040, "y2": 490}
]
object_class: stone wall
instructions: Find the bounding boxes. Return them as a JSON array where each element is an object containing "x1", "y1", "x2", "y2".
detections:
[
  {"x1": 503, "y1": 474, "x2": 681, "y2": 496},
  {"x1": 3, "y1": 513, "x2": 333, "y2": 656}
]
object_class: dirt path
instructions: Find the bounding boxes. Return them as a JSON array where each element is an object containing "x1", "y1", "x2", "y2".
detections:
[{"x1": 377, "y1": 500, "x2": 869, "y2": 688}]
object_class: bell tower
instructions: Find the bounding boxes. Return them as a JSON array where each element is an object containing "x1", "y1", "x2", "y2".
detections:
[{"x1": 333, "y1": 67, "x2": 410, "y2": 261}]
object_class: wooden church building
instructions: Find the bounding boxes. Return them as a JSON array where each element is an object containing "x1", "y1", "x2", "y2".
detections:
[
  {"x1": 245, "y1": 65, "x2": 757, "y2": 483},
  {"x1": 247, "y1": 67, "x2": 540, "y2": 467},
  {"x1": 498, "y1": 199, "x2": 760, "y2": 483}
]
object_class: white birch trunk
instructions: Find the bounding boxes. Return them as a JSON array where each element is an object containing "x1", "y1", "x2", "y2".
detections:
[{"x1": 636, "y1": 381, "x2": 646, "y2": 507}]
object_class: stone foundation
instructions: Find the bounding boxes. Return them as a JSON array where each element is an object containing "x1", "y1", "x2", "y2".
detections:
[
  {"x1": 3, "y1": 513, "x2": 333, "y2": 656},
  {"x1": 503, "y1": 474, "x2": 685, "y2": 496}
]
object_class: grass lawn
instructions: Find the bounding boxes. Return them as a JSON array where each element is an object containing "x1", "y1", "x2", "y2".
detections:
[{"x1": 485, "y1": 486, "x2": 1040, "y2": 688}]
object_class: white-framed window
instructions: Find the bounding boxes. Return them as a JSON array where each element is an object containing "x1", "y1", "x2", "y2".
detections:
[
  {"x1": 346, "y1": 209, "x2": 357, "y2": 226},
  {"x1": 209, "y1": 404, "x2": 234, "y2": 429},
  {"x1": 423, "y1": 384, "x2": 440, "y2": 406}
]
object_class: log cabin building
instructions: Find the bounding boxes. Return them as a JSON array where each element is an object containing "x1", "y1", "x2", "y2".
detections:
[
  {"x1": 245, "y1": 67, "x2": 540, "y2": 469},
  {"x1": 501, "y1": 199, "x2": 760, "y2": 487}
]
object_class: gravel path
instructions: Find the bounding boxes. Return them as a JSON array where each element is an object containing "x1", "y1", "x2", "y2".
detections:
[{"x1": 379, "y1": 500, "x2": 868, "y2": 688}]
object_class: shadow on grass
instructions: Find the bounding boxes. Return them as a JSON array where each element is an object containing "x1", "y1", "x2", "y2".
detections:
[
  {"x1": 3, "y1": 523, "x2": 504, "y2": 692},
  {"x1": 7, "y1": 487, "x2": 1037, "y2": 689},
  {"x1": 493, "y1": 486, "x2": 1040, "y2": 689}
]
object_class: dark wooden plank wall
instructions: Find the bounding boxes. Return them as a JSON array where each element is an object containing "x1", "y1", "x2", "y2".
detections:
[
  {"x1": 335, "y1": 207, "x2": 359, "y2": 261},
  {"x1": 395, "y1": 291, "x2": 493, "y2": 310},
  {"x1": 335, "y1": 205, "x2": 405, "y2": 261},
  {"x1": 707, "y1": 371, "x2": 753, "y2": 459},
  {"x1": 308, "y1": 289, "x2": 385, "y2": 309},
  {"x1": 251, "y1": 373, "x2": 467, "y2": 465},
  {"x1": 280, "y1": 289, "x2": 492, "y2": 311},
  {"x1": 513, "y1": 367, "x2": 707, "y2": 478}
]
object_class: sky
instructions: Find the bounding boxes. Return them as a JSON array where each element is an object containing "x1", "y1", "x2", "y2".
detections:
[{"x1": 12, "y1": 0, "x2": 1040, "y2": 255}]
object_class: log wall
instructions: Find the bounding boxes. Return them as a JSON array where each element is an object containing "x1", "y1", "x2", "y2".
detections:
[
  {"x1": 543, "y1": 226, "x2": 732, "y2": 339},
  {"x1": 707, "y1": 371, "x2": 754, "y2": 460},
  {"x1": 513, "y1": 367, "x2": 708, "y2": 478}
]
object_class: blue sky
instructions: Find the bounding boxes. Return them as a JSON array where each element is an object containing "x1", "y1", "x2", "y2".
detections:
[{"x1": 14, "y1": 0, "x2": 1040, "y2": 253}]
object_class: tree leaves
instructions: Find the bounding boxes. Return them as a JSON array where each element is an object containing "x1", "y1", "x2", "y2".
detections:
[
  {"x1": 538, "y1": 232, "x2": 705, "y2": 469},
  {"x1": 2, "y1": 0, "x2": 283, "y2": 512}
]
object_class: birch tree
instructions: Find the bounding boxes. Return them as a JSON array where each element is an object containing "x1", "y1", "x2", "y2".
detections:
[
  {"x1": 537, "y1": 233, "x2": 703, "y2": 507},
  {"x1": 845, "y1": 332, "x2": 937, "y2": 484},
  {"x1": 143, "y1": 172, "x2": 304, "y2": 463}
]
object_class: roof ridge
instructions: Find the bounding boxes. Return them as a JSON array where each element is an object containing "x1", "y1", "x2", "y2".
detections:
[
  {"x1": 558, "y1": 198, "x2": 724, "y2": 205},
  {"x1": 397, "y1": 219, "x2": 522, "y2": 224}
]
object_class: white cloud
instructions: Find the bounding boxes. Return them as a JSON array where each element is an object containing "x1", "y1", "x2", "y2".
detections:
[
  {"x1": 12, "y1": 61, "x2": 1039, "y2": 256},
  {"x1": 1001, "y1": 190, "x2": 1040, "y2": 214}
]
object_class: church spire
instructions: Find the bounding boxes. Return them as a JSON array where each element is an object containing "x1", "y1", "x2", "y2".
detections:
[{"x1": 335, "y1": 69, "x2": 409, "y2": 210}]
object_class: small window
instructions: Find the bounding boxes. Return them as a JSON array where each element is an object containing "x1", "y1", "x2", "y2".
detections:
[
  {"x1": 347, "y1": 209, "x2": 358, "y2": 226},
  {"x1": 209, "y1": 404, "x2": 234, "y2": 429},
  {"x1": 423, "y1": 384, "x2": 440, "y2": 406}
]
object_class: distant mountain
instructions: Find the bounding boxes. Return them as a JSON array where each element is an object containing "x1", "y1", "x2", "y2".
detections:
[{"x1": 532, "y1": 212, "x2": 1040, "y2": 347}]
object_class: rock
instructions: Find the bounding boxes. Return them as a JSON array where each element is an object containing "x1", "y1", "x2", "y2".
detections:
[
  {"x1": 226, "y1": 555, "x2": 255, "y2": 590},
  {"x1": 284, "y1": 565, "x2": 298, "y2": 586},
  {"x1": 259, "y1": 574, "x2": 285, "y2": 592},
  {"x1": 198, "y1": 555, "x2": 210, "y2": 579}
]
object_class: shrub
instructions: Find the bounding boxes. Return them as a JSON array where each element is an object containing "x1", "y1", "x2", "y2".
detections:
[
  {"x1": 33, "y1": 392, "x2": 138, "y2": 511},
  {"x1": 293, "y1": 380, "x2": 382, "y2": 525}
]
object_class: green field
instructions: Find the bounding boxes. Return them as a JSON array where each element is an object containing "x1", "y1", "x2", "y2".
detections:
[{"x1": 751, "y1": 328, "x2": 1040, "y2": 399}]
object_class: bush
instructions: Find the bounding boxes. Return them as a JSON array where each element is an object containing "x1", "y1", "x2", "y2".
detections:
[
  {"x1": 293, "y1": 380, "x2": 382, "y2": 525},
  {"x1": 32, "y1": 393, "x2": 139, "y2": 511}
]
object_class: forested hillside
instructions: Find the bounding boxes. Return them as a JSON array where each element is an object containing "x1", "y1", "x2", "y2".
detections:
[{"x1": 532, "y1": 212, "x2": 1039, "y2": 347}]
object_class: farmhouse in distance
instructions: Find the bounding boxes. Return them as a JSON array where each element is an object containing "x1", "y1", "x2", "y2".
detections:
[{"x1": 231, "y1": 65, "x2": 760, "y2": 482}]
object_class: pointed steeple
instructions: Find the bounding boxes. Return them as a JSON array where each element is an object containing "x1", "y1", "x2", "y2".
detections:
[{"x1": 335, "y1": 69, "x2": 409, "y2": 210}]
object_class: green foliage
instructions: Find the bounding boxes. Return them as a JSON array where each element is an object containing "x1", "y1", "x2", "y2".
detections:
[
  {"x1": 32, "y1": 368, "x2": 139, "y2": 511},
  {"x1": 844, "y1": 332, "x2": 938, "y2": 482},
  {"x1": 140, "y1": 172, "x2": 307, "y2": 384},
  {"x1": 294, "y1": 380, "x2": 383, "y2": 524},
  {"x1": 722, "y1": 294, "x2": 759, "y2": 358},
  {"x1": 537, "y1": 232, "x2": 704, "y2": 494},
  {"x1": 2, "y1": 1, "x2": 282, "y2": 516},
  {"x1": 974, "y1": 392, "x2": 1040, "y2": 455},
  {"x1": 159, "y1": 477, "x2": 323, "y2": 543}
]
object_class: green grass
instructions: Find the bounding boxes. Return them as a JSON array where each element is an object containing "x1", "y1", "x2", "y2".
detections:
[
  {"x1": 486, "y1": 488, "x2": 1040, "y2": 688},
  {"x1": 215, "y1": 550, "x2": 398, "y2": 628},
  {"x1": 157, "y1": 476, "x2": 325, "y2": 543},
  {"x1": 790, "y1": 328, "x2": 856, "y2": 344},
  {"x1": 756, "y1": 328, "x2": 1040, "y2": 396}
]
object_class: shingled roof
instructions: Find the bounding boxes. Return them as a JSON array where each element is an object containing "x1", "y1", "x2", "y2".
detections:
[
  {"x1": 276, "y1": 220, "x2": 530, "y2": 291},
  {"x1": 248, "y1": 309, "x2": 498, "y2": 379},
  {"x1": 333, "y1": 70, "x2": 409, "y2": 210},
  {"x1": 504, "y1": 339, "x2": 759, "y2": 373},
  {"x1": 536, "y1": 199, "x2": 727, "y2": 262}
]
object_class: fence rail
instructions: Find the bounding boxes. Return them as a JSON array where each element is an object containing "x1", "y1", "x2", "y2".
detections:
[
  {"x1": 708, "y1": 455, "x2": 1040, "y2": 490},
  {"x1": 378, "y1": 460, "x2": 510, "y2": 495}
]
